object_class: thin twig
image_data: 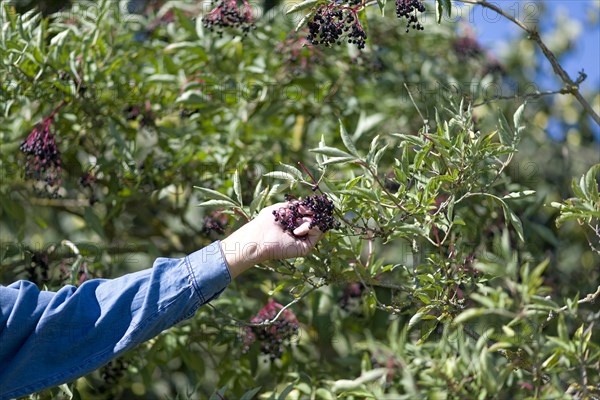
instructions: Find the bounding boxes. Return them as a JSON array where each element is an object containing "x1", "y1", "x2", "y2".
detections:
[
  {"x1": 207, "y1": 286, "x2": 319, "y2": 327},
  {"x1": 458, "y1": 0, "x2": 600, "y2": 126},
  {"x1": 543, "y1": 286, "x2": 600, "y2": 329}
]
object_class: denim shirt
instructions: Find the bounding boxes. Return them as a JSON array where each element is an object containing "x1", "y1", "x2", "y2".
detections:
[{"x1": 0, "y1": 241, "x2": 231, "y2": 399}]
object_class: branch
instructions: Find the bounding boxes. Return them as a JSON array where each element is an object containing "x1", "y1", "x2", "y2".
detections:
[
  {"x1": 472, "y1": 87, "x2": 573, "y2": 108},
  {"x1": 543, "y1": 285, "x2": 600, "y2": 328},
  {"x1": 458, "y1": 0, "x2": 600, "y2": 126},
  {"x1": 207, "y1": 286, "x2": 319, "y2": 327}
]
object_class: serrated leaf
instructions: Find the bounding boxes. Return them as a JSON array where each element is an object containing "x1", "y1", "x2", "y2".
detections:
[
  {"x1": 392, "y1": 133, "x2": 424, "y2": 146},
  {"x1": 373, "y1": 144, "x2": 389, "y2": 166},
  {"x1": 321, "y1": 156, "x2": 358, "y2": 166},
  {"x1": 278, "y1": 163, "x2": 304, "y2": 179},
  {"x1": 502, "y1": 190, "x2": 536, "y2": 200},
  {"x1": 340, "y1": 120, "x2": 360, "y2": 157},
  {"x1": 501, "y1": 202, "x2": 524, "y2": 242},
  {"x1": 194, "y1": 186, "x2": 237, "y2": 204},
  {"x1": 513, "y1": 102, "x2": 526, "y2": 144},
  {"x1": 286, "y1": 0, "x2": 319, "y2": 14},
  {"x1": 249, "y1": 187, "x2": 269, "y2": 215},
  {"x1": 354, "y1": 112, "x2": 386, "y2": 140},
  {"x1": 198, "y1": 199, "x2": 237, "y2": 208},
  {"x1": 294, "y1": 9, "x2": 315, "y2": 31},
  {"x1": 376, "y1": 0, "x2": 386, "y2": 15},
  {"x1": 240, "y1": 387, "x2": 262, "y2": 400},
  {"x1": 584, "y1": 164, "x2": 600, "y2": 203},
  {"x1": 541, "y1": 350, "x2": 561, "y2": 370},
  {"x1": 497, "y1": 111, "x2": 513, "y2": 146},
  {"x1": 310, "y1": 146, "x2": 356, "y2": 158},
  {"x1": 453, "y1": 308, "x2": 487, "y2": 324},
  {"x1": 233, "y1": 169, "x2": 243, "y2": 206},
  {"x1": 408, "y1": 310, "x2": 427, "y2": 329},
  {"x1": 444, "y1": 0, "x2": 451, "y2": 17},
  {"x1": 436, "y1": 0, "x2": 443, "y2": 23},
  {"x1": 263, "y1": 171, "x2": 298, "y2": 181}
]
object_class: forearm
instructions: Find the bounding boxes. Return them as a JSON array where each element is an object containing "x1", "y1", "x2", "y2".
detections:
[{"x1": 0, "y1": 242, "x2": 230, "y2": 399}]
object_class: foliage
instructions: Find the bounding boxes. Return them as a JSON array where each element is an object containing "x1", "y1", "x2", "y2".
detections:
[{"x1": 0, "y1": 0, "x2": 599, "y2": 399}]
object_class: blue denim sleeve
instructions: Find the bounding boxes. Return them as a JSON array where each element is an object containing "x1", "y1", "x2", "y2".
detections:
[{"x1": 0, "y1": 241, "x2": 231, "y2": 399}]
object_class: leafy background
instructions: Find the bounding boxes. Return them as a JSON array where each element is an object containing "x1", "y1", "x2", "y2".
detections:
[{"x1": 0, "y1": 0, "x2": 598, "y2": 398}]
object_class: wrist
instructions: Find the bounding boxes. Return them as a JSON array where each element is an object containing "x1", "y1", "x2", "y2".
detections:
[{"x1": 219, "y1": 236, "x2": 261, "y2": 278}]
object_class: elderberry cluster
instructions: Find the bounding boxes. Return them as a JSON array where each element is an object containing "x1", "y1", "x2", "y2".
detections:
[
  {"x1": 242, "y1": 301, "x2": 299, "y2": 359},
  {"x1": 19, "y1": 117, "x2": 62, "y2": 196},
  {"x1": 203, "y1": 0, "x2": 255, "y2": 36},
  {"x1": 202, "y1": 211, "x2": 229, "y2": 236},
  {"x1": 453, "y1": 35, "x2": 483, "y2": 60},
  {"x1": 272, "y1": 194, "x2": 341, "y2": 238},
  {"x1": 340, "y1": 282, "x2": 364, "y2": 312},
  {"x1": 307, "y1": 6, "x2": 367, "y2": 49},
  {"x1": 396, "y1": 0, "x2": 426, "y2": 32}
]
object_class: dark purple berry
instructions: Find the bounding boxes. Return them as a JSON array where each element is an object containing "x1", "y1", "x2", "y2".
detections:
[
  {"x1": 19, "y1": 112, "x2": 63, "y2": 196},
  {"x1": 203, "y1": 0, "x2": 255, "y2": 36},
  {"x1": 396, "y1": 0, "x2": 426, "y2": 33},
  {"x1": 202, "y1": 211, "x2": 229, "y2": 235},
  {"x1": 307, "y1": 5, "x2": 367, "y2": 49},
  {"x1": 242, "y1": 300, "x2": 299, "y2": 359},
  {"x1": 273, "y1": 194, "x2": 341, "y2": 239}
]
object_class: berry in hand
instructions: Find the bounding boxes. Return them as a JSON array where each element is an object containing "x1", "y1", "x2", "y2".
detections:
[
  {"x1": 242, "y1": 300, "x2": 299, "y2": 359},
  {"x1": 203, "y1": 0, "x2": 255, "y2": 36},
  {"x1": 272, "y1": 194, "x2": 341, "y2": 239},
  {"x1": 395, "y1": 0, "x2": 426, "y2": 33},
  {"x1": 307, "y1": 4, "x2": 367, "y2": 49}
]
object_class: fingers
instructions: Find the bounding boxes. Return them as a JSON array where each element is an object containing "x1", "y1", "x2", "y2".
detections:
[{"x1": 293, "y1": 217, "x2": 323, "y2": 238}]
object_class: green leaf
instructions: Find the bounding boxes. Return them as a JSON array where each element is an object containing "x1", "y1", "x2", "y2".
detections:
[
  {"x1": 497, "y1": 111, "x2": 513, "y2": 146},
  {"x1": 310, "y1": 146, "x2": 356, "y2": 158},
  {"x1": 453, "y1": 308, "x2": 487, "y2": 324},
  {"x1": 146, "y1": 74, "x2": 178, "y2": 84},
  {"x1": 278, "y1": 163, "x2": 304, "y2": 179},
  {"x1": 408, "y1": 308, "x2": 430, "y2": 329},
  {"x1": 249, "y1": 187, "x2": 269, "y2": 215},
  {"x1": 392, "y1": 133, "x2": 424, "y2": 146},
  {"x1": 584, "y1": 163, "x2": 600, "y2": 203},
  {"x1": 321, "y1": 156, "x2": 358, "y2": 166},
  {"x1": 233, "y1": 169, "x2": 243, "y2": 206},
  {"x1": 84, "y1": 208, "x2": 104, "y2": 237},
  {"x1": 513, "y1": 102, "x2": 526, "y2": 145},
  {"x1": 315, "y1": 388, "x2": 335, "y2": 400},
  {"x1": 194, "y1": 186, "x2": 238, "y2": 204},
  {"x1": 444, "y1": 0, "x2": 452, "y2": 17},
  {"x1": 500, "y1": 202, "x2": 525, "y2": 242},
  {"x1": 541, "y1": 350, "x2": 561, "y2": 370},
  {"x1": 240, "y1": 386, "x2": 262, "y2": 400},
  {"x1": 286, "y1": 0, "x2": 319, "y2": 14},
  {"x1": 294, "y1": 9, "x2": 316, "y2": 31},
  {"x1": 263, "y1": 171, "x2": 298, "y2": 182},
  {"x1": 354, "y1": 112, "x2": 386, "y2": 141},
  {"x1": 339, "y1": 120, "x2": 360, "y2": 157},
  {"x1": 198, "y1": 199, "x2": 237, "y2": 208},
  {"x1": 502, "y1": 190, "x2": 536, "y2": 200},
  {"x1": 278, "y1": 384, "x2": 295, "y2": 400},
  {"x1": 436, "y1": 0, "x2": 443, "y2": 23}
]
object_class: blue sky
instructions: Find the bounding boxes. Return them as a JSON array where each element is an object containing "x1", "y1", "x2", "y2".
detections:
[{"x1": 447, "y1": 0, "x2": 600, "y2": 140}]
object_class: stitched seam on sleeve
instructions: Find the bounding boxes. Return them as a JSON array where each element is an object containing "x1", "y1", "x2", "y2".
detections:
[
  {"x1": 216, "y1": 240, "x2": 233, "y2": 284},
  {"x1": 184, "y1": 255, "x2": 206, "y2": 304}
]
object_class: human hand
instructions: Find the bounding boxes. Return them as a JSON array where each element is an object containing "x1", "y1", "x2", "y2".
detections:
[{"x1": 220, "y1": 202, "x2": 323, "y2": 278}]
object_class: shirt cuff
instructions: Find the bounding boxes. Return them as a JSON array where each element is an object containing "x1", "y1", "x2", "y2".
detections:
[{"x1": 185, "y1": 241, "x2": 232, "y2": 304}]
